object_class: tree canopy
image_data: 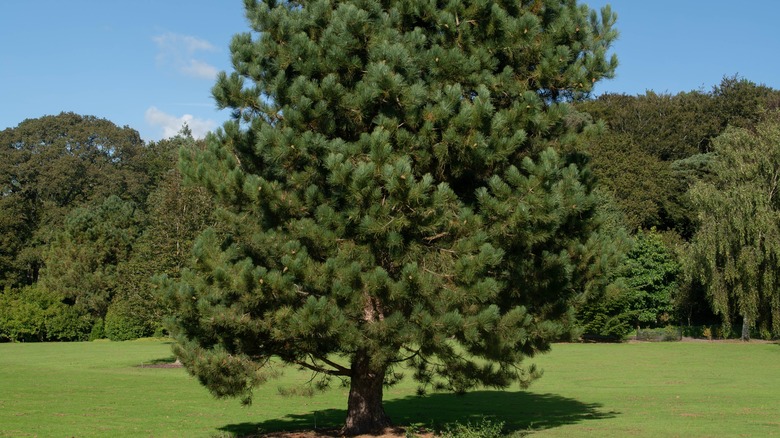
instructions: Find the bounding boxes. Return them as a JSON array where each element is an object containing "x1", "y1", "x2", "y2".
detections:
[
  {"x1": 576, "y1": 76, "x2": 780, "y2": 238},
  {"x1": 0, "y1": 112, "x2": 148, "y2": 288},
  {"x1": 685, "y1": 116, "x2": 780, "y2": 340},
  {"x1": 0, "y1": 117, "x2": 210, "y2": 342},
  {"x1": 166, "y1": 0, "x2": 619, "y2": 433}
]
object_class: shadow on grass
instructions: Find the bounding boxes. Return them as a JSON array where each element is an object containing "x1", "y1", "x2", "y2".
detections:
[
  {"x1": 136, "y1": 356, "x2": 182, "y2": 368},
  {"x1": 219, "y1": 390, "x2": 616, "y2": 436},
  {"x1": 144, "y1": 356, "x2": 178, "y2": 365}
]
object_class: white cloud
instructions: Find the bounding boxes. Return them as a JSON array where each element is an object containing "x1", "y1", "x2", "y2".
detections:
[
  {"x1": 145, "y1": 106, "x2": 216, "y2": 140},
  {"x1": 153, "y1": 32, "x2": 218, "y2": 80},
  {"x1": 181, "y1": 59, "x2": 219, "y2": 80}
]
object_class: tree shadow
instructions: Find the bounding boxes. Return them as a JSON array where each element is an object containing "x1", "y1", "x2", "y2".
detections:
[
  {"x1": 136, "y1": 355, "x2": 182, "y2": 368},
  {"x1": 145, "y1": 355, "x2": 178, "y2": 365},
  {"x1": 219, "y1": 390, "x2": 617, "y2": 436}
]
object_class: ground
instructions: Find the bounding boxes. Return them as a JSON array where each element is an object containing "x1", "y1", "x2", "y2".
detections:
[
  {"x1": 139, "y1": 338, "x2": 775, "y2": 437},
  {"x1": 256, "y1": 427, "x2": 435, "y2": 437}
]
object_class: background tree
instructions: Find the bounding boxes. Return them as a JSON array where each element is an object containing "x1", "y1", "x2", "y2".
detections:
[
  {"x1": 580, "y1": 129, "x2": 672, "y2": 231},
  {"x1": 40, "y1": 195, "x2": 143, "y2": 333},
  {"x1": 570, "y1": 189, "x2": 632, "y2": 339},
  {"x1": 576, "y1": 228, "x2": 678, "y2": 338},
  {"x1": 135, "y1": 132, "x2": 216, "y2": 278},
  {"x1": 167, "y1": 0, "x2": 619, "y2": 433},
  {"x1": 713, "y1": 75, "x2": 778, "y2": 131},
  {"x1": 620, "y1": 229, "x2": 679, "y2": 328},
  {"x1": 576, "y1": 77, "x2": 780, "y2": 240},
  {"x1": 684, "y1": 116, "x2": 780, "y2": 340},
  {"x1": 119, "y1": 131, "x2": 216, "y2": 335},
  {"x1": 0, "y1": 117, "x2": 216, "y2": 342},
  {"x1": 0, "y1": 113, "x2": 148, "y2": 288}
]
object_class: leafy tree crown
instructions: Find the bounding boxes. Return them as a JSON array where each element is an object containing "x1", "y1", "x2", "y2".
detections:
[{"x1": 168, "y1": 0, "x2": 619, "y2": 417}]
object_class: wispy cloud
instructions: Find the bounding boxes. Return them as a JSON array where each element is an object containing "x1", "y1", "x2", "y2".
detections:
[
  {"x1": 180, "y1": 59, "x2": 218, "y2": 80},
  {"x1": 145, "y1": 106, "x2": 216, "y2": 139},
  {"x1": 153, "y1": 32, "x2": 218, "y2": 80}
]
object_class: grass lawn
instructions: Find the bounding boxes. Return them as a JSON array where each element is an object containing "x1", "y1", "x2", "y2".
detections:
[{"x1": 0, "y1": 339, "x2": 779, "y2": 437}]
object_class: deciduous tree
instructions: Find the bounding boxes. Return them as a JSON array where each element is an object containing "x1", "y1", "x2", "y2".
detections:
[
  {"x1": 0, "y1": 113, "x2": 148, "y2": 287},
  {"x1": 685, "y1": 117, "x2": 780, "y2": 340}
]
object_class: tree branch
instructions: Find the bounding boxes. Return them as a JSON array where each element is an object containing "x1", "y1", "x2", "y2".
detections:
[
  {"x1": 293, "y1": 358, "x2": 351, "y2": 377},
  {"x1": 312, "y1": 354, "x2": 352, "y2": 376}
]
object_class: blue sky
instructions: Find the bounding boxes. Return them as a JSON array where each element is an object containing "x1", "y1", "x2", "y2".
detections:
[
  {"x1": 1, "y1": 1, "x2": 779, "y2": 142},
  {"x1": 587, "y1": 0, "x2": 780, "y2": 96}
]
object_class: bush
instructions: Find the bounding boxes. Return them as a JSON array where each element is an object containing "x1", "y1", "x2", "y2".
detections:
[
  {"x1": 89, "y1": 318, "x2": 105, "y2": 341},
  {"x1": 104, "y1": 299, "x2": 153, "y2": 341},
  {"x1": 636, "y1": 326, "x2": 681, "y2": 342},
  {"x1": 152, "y1": 325, "x2": 168, "y2": 338},
  {"x1": 441, "y1": 418, "x2": 505, "y2": 438},
  {"x1": 0, "y1": 285, "x2": 93, "y2": 342},
  {"x1": 681, "y1": 325, "x2": 706, "y2": 338},
  {"x1": 0, "y1": 287, "x2": 45, "y2": 342},
  {"x1": 45, "y1": 306, "x2": 94, "y2": 341}
]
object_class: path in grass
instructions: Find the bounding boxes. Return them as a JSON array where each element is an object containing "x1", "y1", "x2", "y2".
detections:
[{"x1": 0, "y1": 340, "x2": 778, "y2": 437}]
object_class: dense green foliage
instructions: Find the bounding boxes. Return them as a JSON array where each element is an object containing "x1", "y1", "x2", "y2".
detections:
[
  {"x1": 0, "y1": 113, "x2": 149, "y2": 288},
  {"x1": 104, "y1": 298, "x2": 155, "y2": 341},
  {"x1": 621, "y1": 229, "x2": 679, "y2": 326},
  {"x1": 0, "y1": 115, "x2": 213, "y2": 342},
  {"x1": 577, "y1": 76, "x2": 780, "y2": 237},
  {"x1": 165, "y1": 0, "x2": 620, "y2": 433},
  {"x1": 41, "y1": 195, "x2": 143, "y2": 320},
  {"x1": 0, "y1": 285, "x2": 92, "y2": 342},
  {"x1": 576, "y1": 229, "x2": 679, "y2": 338},
  {"x1": 2, "y1": 77, "x2": 779, "y2": 348},
  {"x1": 684, "y1": 117, "x2": 780, "y2": 340},
  {"x1": 2, "y1": 11, "x2": 780, "y2": 435},
  {"x1": 572, "y1": 76, "x2": 780, "y2": 338}
]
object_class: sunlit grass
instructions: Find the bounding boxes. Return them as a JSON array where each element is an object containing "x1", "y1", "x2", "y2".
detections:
[{"x1": 0, "y1": 339, "x2": 778, "y2": 437}]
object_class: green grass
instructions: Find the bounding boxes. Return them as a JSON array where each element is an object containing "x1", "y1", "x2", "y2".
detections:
[{"x1": 1, "y1": 340, "x2": 779, "y2": 437}]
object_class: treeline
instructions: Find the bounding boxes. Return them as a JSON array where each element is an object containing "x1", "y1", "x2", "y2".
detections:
[
  {"x1": 1, "y1": 76, "x2": 779, "y2": 342},
  {"x1": 574, "y1": 76, "x2": 780, "y2": 339},
  {"x1": 0, "y1": 113, "x2": 213, "y2": 341}
]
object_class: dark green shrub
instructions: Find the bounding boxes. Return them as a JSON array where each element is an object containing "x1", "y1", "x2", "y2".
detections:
[
  {"x1": 0, "y1": 285, "x2": 92, "y2": 342},
  {"x1": 152, "y1": 325, "x2": 168, "y2": 338},
  {"x1": 45, "y1": 305, "x2": 93, "y2": 341},
  {"x1": 104, "y1": 299, "x2": 153, "y2": 341},
  {"x1": 681, "y1": 325, "x2": 706, "y2": 338},
  {"x1": 756, "y1": 323, "x2": 775, "y2": 341},
  {"x1": 89, "y1": 318, "x2": 105, "y2": 341},
  {"x1": 636, "y1": 326, "x2": 681, "y2": 342}
]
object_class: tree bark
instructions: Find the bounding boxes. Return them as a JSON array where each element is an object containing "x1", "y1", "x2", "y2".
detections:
[
  {"x1": 741, "y1": 315, "x2": 750, "y2": 341},
  {"x1": 341, "y1": 352, "x2": 391, "y2": 435}
]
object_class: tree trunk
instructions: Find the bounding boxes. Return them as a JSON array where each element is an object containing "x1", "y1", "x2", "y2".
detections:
[
  {"x1": 342, "y1": 352, "x2": 391, "y2": 435},
  {"x1": 741, "y1": 315, "x2": 751, "y2": 342}
]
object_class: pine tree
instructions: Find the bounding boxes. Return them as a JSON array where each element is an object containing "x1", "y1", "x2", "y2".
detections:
[{"x1": 167, "y1": 0, "x2": 618, "y2": 433}]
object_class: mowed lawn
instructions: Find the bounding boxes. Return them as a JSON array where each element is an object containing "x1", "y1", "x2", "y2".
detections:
[{"x1": 1, "y1": 339, "x2": 779, "y2": 437}]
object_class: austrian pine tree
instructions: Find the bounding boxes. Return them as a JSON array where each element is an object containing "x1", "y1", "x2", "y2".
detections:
[{"x1": 167, "y1": 0, "x2": 618, "y2": 433}]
